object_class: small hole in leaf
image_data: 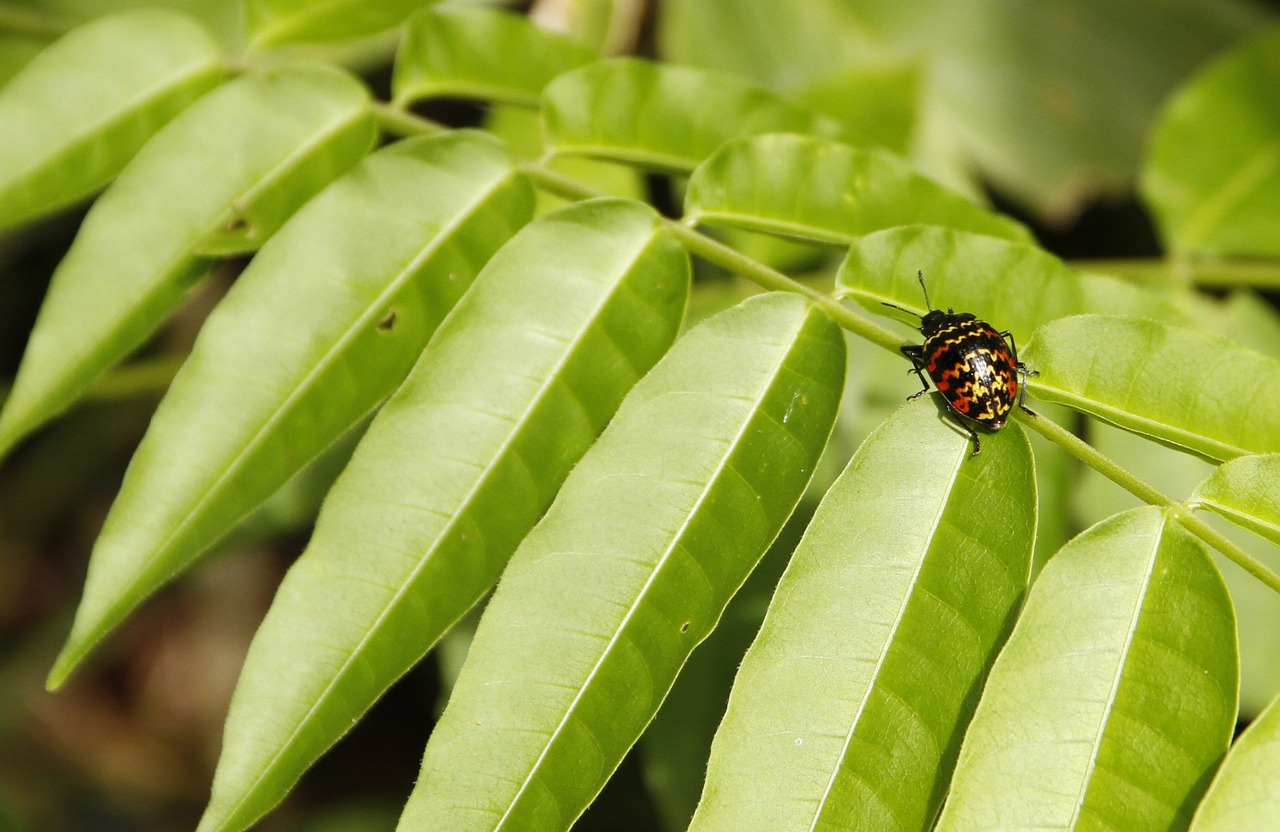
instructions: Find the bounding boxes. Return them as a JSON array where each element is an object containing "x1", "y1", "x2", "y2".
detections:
[
  {"x1": 378, "y1": 309, "x2": 398, "y2": 332},
  {"x1": 680, "y1": 622, "x2": 690, "y2": 633}
]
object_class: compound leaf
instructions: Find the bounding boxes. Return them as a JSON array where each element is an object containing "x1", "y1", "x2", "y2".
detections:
[
  {"x1": 0, "y1": 9, "x2": 224, "y2": 230},
  {"x1": 685, "y1": 133, "x2": 1030, "y2": 245},
  {"x1": 0, "y1": 64, "x2": 376, "y2": 458},
  {"x1": 690, "y1": 399, "x2": 1035, "y2": 831},
  {"x1": 542, "y1": 58, "x2": 837, "y2": 173},
  {"x1": 397, "y1": 292, "x2": 845, "y2": 830},
  {"x1": 47, "y1": 132, "x2": 533, "y2": 688},
  {"x1": 393, "y1": 7, "x2": 596, "y2": 108},
  {"x1": 1023, "y1": 315, "x2": 1280, "y2": 461},
  {"x1": 1142, "y1": 27, "x2": 1280, "y2": 257},
  {"x1": 196, "y1": 198, "x2": 690, "y2": 832},
  {"x1": 937, "y1": 507, "x2": 1237, "y2": 831}
]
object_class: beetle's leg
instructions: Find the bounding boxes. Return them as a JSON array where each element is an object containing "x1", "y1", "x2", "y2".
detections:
[
  {"x1": 900, "y1": 345, "x2": 931, "y2": 400},
  {"x1": 1000, "y1": 331, "x2": 1039, "y2": 371},
  {"x1": 1001, "y1": 330, "x2": 1039, "y2": 417},
  {"x1": 967, "y1": 424, "x2": 982, "y2": 456},
  {"x1": 1014, "y1": 364, "x2": 1038, "y2": 417}
]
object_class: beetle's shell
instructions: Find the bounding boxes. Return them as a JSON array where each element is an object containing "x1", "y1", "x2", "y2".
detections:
[{"x1": 920, "y1": 311, "x2": 1018, "y2": 430}]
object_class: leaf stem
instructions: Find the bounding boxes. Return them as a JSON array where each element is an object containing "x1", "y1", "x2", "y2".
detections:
[
  {"x1": 372, "y1": 102, "x2": 448, "y2": 137},
  {"x1": 663, "y1": 222, "x2": 905, "y2": 352},
  {"x1": 515, "y1": 160, "x2": 907, "y2": 351},
  {"x1": 1074, "y1": 257, "x2": 1280, "y2": 288},
  {"x1": 518, "y1": 161, "x2": 604, "y2": 201},
  {"x1": 1015, "y1": 410, "x2": 1280, "y2": 593}
]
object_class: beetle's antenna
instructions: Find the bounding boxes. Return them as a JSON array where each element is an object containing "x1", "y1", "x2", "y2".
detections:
[
  {"x1": 881, "y1": 300, "x2": 922, "y2": 319},
  {"x1": 916, "y1": 270, "x2": 933, "y2": 311}
]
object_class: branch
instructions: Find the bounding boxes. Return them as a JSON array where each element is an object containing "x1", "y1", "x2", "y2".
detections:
[{"x1": 376, "y1": 101, "x2": 1280, "y2": 595}]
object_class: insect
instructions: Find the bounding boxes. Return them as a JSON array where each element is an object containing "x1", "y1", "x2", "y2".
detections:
[{"x1": 884, "y1": 271, "x2": 1036, "y2": 455}]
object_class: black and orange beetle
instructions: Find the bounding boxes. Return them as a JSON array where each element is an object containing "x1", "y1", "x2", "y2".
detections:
[{"x1": 884, "y1": 271, "x2": 1036, "y2": 455}]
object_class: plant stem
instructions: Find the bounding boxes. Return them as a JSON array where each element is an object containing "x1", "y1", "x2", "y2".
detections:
[
  {"x1": 518, "y1": 161, "x2": 603, "y2": 201},
  {"x1": 372, "y1": 102, "x2": 448, "y2": 137},
  {"x1": 1015, "y1": 410, "x2": 1280, "y2": 593},
  {"x1": 1074, "y1": 257, "x2": 1280, "y2": 288},
  {"x1": 664, "y1": 222, "x2": 905, "y2": 352},
  {"x1": 518, "y1": 160, "x2": 907, "y2": 351},
  {"x1": 373, "y1": 100, "x2": 1280, "y2": 595}
]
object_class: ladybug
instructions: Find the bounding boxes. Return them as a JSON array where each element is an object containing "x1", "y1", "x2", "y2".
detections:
[{"x1": 884, "y1": 271, "x2": 1036, "y2": 455}]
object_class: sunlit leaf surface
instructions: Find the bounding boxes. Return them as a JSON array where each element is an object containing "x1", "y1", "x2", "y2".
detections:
[
  {"x1": 937, "y1": 507, "x2": 1237, "y2": 831},
  {"x1": 0, "y1": 64, "x2": 375, "y2": 458},
  {"x1": 48, "y1": 132, "x2": 533, "y2": 687},
  {"x1": 197, "y1": 198, "x2": 689, "y2": 832},
  {"x1": 398, "y1": 293, "x2": 845, "y2": 830},
  {"x1": 0, "y1": 9, "x2": 224, "y2": 230},
  {"x1": 1024, "y1": 315, "x2": 1280, "y2": 461},
  {"x1": 691, "y1": 400, "x2": 1035, "y2": 830}
]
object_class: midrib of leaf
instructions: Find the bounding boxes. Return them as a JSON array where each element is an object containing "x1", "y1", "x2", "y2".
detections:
[
  {"x1": 1066, "y1": 517, "x2": 1164, "y2": 829},
  {"x1": 492, "y1": 311, "x2": 813, "y2": 830},
  {"x1": 807, "y1": 447, "x2": 964, "y2": 832},
  {"x1": 10, "y1": 54, "x2": 222, "y2": 191},
  {"x1": 542, "y1": 145, "x2": 695, "y2": 176},
  {"x1": 688, "y1": 209, "x2": 851, "y2": 246},
  {"x1": 1028, "y1": 382, "x2": 1246, "y2": 461},
  {"x1": 1200, "y1": 503, "x2": 1280, "y2": 541},
  {"x1": 137, "y1": 165, "x2": 521, "y2": 589},
  {"x1": 1176, "y1": 141, "x2": 1280, "y2": 251},
  {"x1": 215, "y1": 227, "x2": 669, "y2": 828},
  {"x1": 207, "y1": 100, "x2": 370, "y2": 239}
]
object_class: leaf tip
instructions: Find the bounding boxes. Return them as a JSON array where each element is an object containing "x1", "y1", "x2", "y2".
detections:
[{"x1": 45, "y1": 644, "x2": 80, "y2": 691}]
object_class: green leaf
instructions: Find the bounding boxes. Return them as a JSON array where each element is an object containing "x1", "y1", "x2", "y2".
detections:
[
  {"x1": 196, "y1": 198, "x2": 690, "y2": 832},
  {"x1": 393, "y1": 7, "x2": 596, "y2": 108},
  {"x1": 1193, "y1": 454, "x2": 1280, "y2": 548},
  {"x1": 685, "y1": 133, "x2": 1030, "y2": 245},
  {"x1": 0, "y1": 9, "x2": 224, "y2": 230},
  {"x1": 836, "y1": 224, "x2": 1084, "y2": 341},
  {"x1": 1142, "y1": 27, "x2": 1280, "y2": 257},
  {"x1": 397, "y1": 292, "x2": 846, "y2": 830},
  {"x1": 793, "y1": 61, "x2": 920, "y2": 154},
  {"x1": 690, "y1": 399, "x2": 1035, "y2": 830},
  {"x1": 656, "y1": 0, "x2": 867, "y2": 98},
  {"x1": 47, "y1": 131, "x2": 534, "y2": 688},
  {"x1": 1215, "y1": 289, "x2": 1280, "y2": 358},
  {"x1": 640, "y1": 507, "x2": 807, "y2": 832},
  {"x1": 1191, "y1": 691, "x2": 1280, "y2": 830},
  {"x1": 541, "y1": 58, "x2": 838, "y2": 174},
  {"x1": 0, "y1": 64, "x2": 376, "y2": 458},
  {"x1": 247, "y1": 0, "x2": 439, "y2": 47},
  {"x1": 1079, "y1": 272, "x2": 1197, "y2": 327},
  {"x1": 15, "y1": 0, "x2": 246, "y2": 50},
  {"x1": 1072, "y1": 419, "x2": 1280, "y2": 720},
  {"x1": 937, "y1": 507, "x2": 1238, "y2": 831},
  {"x1": 0, "y1": 36, "x2": 44, "y2": 86},
  {"x1": 1022, "y1": 315, "x2": 1280, "y2": 461}
]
